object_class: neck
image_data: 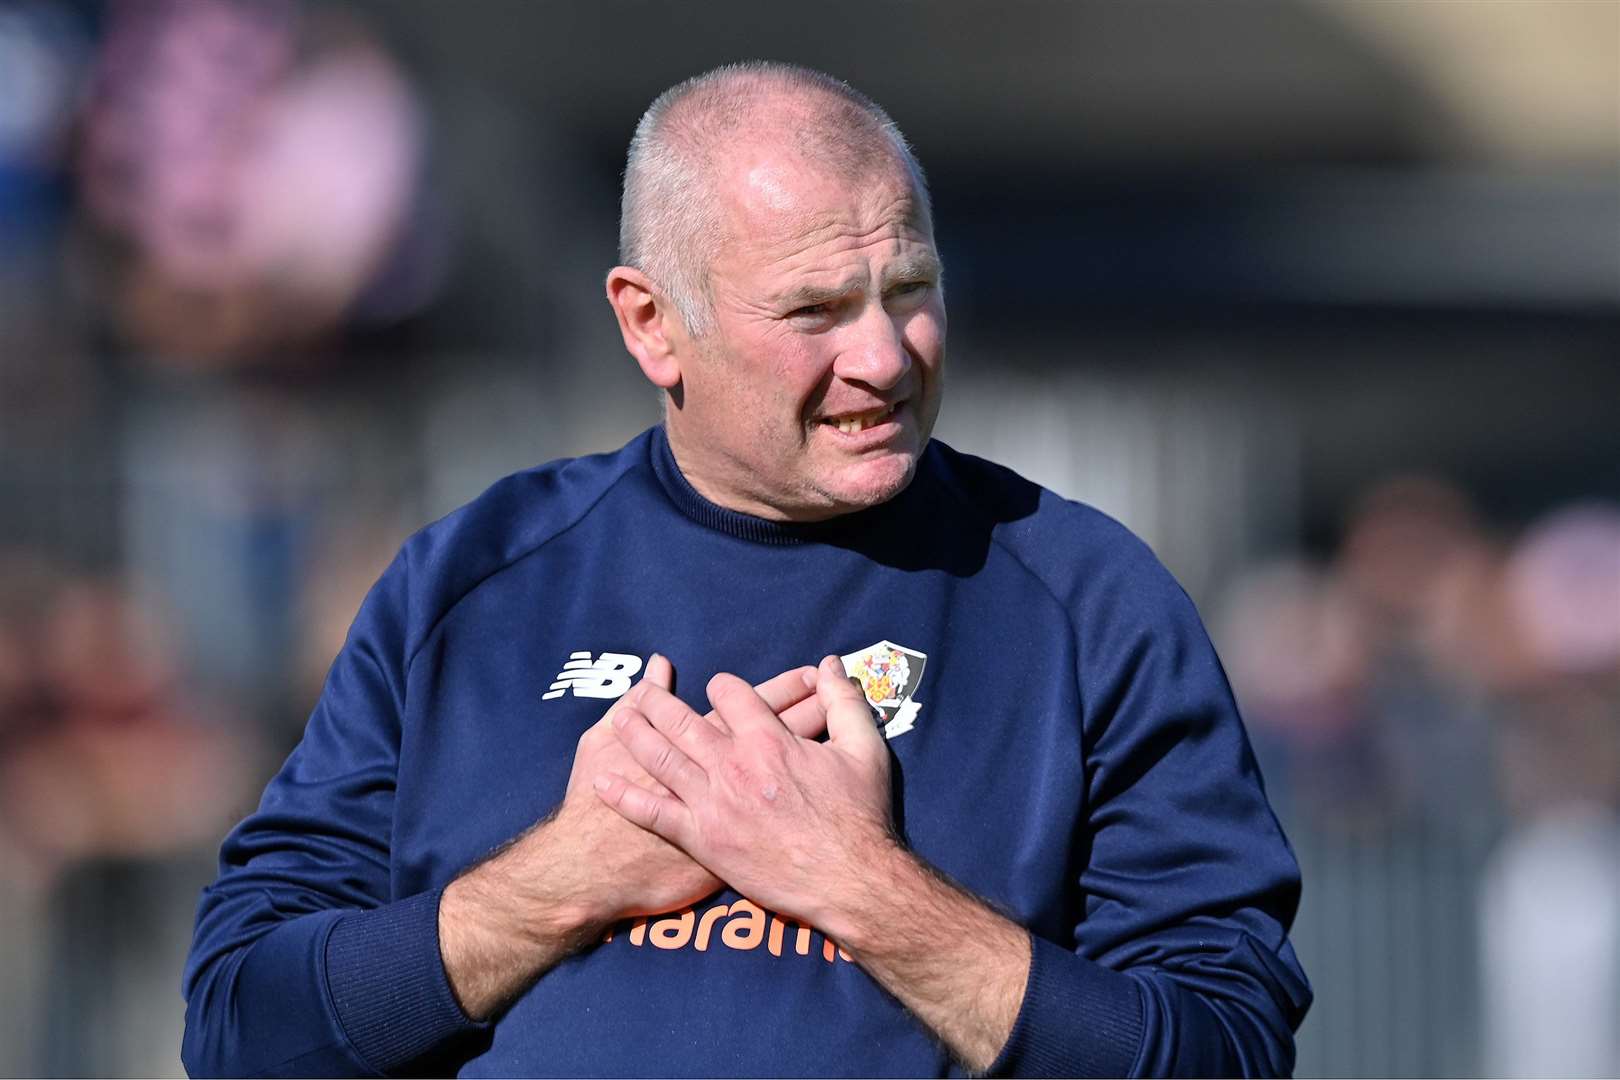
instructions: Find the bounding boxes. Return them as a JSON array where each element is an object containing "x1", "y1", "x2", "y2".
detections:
[
  {"x1": 662, "y1": 418, "x2": 798, "y2": 522},
  {"x1": 661, "y1": 417, "x2": 847, "y2": 524}
]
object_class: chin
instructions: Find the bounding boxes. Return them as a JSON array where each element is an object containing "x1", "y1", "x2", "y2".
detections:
[{"x1": 822, "y1": 451, "x2": 918, "y2": 512}]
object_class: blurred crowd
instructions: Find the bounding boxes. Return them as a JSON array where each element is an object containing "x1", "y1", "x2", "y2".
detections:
[
  {"x1": 1216, "y1": 481, "x2": 1620, "y2": 1076},
  {"x1": 0, "y1": 1, "x2": 1615, "y2": 1076},
  {"x1": 2, "y1": 0, "x2": 435, "y2": 865},
  {"x1": 1218, "y1": 479, "x2": 1620, "y2": 837},
  {"x1": 0, "y1": 4, "x2": 449, "y2": 1070}
]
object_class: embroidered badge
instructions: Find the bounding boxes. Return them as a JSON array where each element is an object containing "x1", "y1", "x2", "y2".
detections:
[{"x1": 840, "y1": 640, "x2": 927, "y2": 739}]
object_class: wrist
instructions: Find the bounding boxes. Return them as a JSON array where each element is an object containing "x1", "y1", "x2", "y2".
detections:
[
  {"x1": 803, "y1": 844, "x2": 1031, "y2": 1073},
  {"x1": 808, "y1": 831, "x2": 918, "y2": 953},
  {"x1": 486, "y1": 812, "x2": 611, "y2": 943}
]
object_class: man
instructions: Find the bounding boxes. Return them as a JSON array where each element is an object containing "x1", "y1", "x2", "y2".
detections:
[{"x1": 182, "y1": 62, "x2": 1310, "y2": 1077}]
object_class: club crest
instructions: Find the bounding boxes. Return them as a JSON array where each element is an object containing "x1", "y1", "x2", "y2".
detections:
[{"x1": 840, "y1": 640, "x2": 927, "y2": 740}]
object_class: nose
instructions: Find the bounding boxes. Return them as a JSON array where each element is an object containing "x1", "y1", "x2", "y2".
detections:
[{"x1": 831, "y1": 303, "x2": 911, "y2": 391}]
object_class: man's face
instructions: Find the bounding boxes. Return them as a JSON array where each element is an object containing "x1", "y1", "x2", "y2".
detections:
[{"x1": 666, "y1": 152, "x2": 946, "y2": 522}]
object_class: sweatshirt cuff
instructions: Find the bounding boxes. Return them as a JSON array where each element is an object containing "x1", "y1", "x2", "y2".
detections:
[
  {"x1": 324, "y1": 887, "x2": 485, "y2": 1072},
  {"x1": 989, "y1": 933, "x2": 1145, "y2": 1077}
]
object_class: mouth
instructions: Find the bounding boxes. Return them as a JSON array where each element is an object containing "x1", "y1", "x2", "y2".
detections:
[{"x1": 821, "y1": 403, "x2": 900, "y2": 436}]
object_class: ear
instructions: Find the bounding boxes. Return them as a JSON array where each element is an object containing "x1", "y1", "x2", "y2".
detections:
[{"x1": 605, "y1": 266, "x2": 684, "y2": 390}]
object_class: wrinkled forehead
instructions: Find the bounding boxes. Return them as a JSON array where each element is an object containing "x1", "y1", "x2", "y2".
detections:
[{"x1": 715, "y1": 148, "x2": 932, "y2": 259}]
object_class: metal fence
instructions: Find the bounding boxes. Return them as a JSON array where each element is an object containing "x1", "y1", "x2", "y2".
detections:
[{"x1": 1289, "y1": 818, "x2": 1496, "y2": 1078}]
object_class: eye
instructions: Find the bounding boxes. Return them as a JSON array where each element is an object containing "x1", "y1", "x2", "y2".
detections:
[
  {"x1": 785, "y1": 300, "x2": 840, "y2": 330},
  {"x1": 884, "y1": 280, "x2": 933, "y2": 306}
]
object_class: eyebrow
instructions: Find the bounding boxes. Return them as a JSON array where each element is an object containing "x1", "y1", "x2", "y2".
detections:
[
  {"x1": 775, "y1": 280, "x2": 858, "y2": 310},
  {"x1": 880, "y1": 252, "x2": 943, "y2": 289},
  {"x1": 773, "y1": 252, "x2": 944, "y2": 310}
]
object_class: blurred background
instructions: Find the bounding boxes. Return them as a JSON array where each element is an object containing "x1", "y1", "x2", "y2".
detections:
[{"x1": 0, "y1": 0, "x2": 1616, "y2": 1074}]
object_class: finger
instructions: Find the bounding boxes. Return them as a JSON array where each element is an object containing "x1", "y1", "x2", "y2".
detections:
[
  {"x1": 633, "y1": 680, "x2": 729, "y2": 764},
  {"x1": 779, "y1": 694, "x2": 829, "y2": 740},
  {"x1": 644, "y1": 652, "x2": 674, "y2": 691},
  {"x1": 753, "y1": 666, "x2": 826, "y2": 739},
  {"x1": 620, "y1": 653, "x2": 673, "y2": 711},
  {"x1": 698, "y1": 666, "x2": 818, "y2": 736},
  {"x1": 751, "y1": 665, "x2": 819, "y2": 717},
  {"x1": 707, "y1": 672, "x2": 790, "y2": 737},
  {"x1": 592, "y1": 772, "x2": 693, "y2": 847},
  {"x1": 612, "y1": 706, "x2": 710, "y2": 800},
  {"x1": 598, "y1": 652, "x2": 674, "y2": 731},
  {"x1": 817, "y1": 655, "x2": 886, "y2": 752}
]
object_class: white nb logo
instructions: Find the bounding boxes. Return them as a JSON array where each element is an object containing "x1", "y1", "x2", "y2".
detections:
[{"x1": 543, "y1": 651, "x2": 644, "y2": 700}]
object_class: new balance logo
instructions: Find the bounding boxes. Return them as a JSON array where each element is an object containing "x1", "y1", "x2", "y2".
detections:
[{"x1": 543, "y1": 651, "x2": 643, "y2": 700}]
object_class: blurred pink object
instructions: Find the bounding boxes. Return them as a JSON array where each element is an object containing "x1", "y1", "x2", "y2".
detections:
[
  {"x1": 77, "y1": 0, "x2": 424, "y2": 363},
  {"x1": 1216, "y1": 558, "x2": 1368, "y2": 737},
  {"x1": 1506, "y1": 503, "x2": 1620, "y2": 676}
]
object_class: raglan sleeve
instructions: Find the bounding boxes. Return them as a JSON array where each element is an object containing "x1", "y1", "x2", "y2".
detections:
[
  {"x1": 180, "y1": 549, "x2": 485, "y2": 1077},
  {"x1": 989, "y1": 530, "x2": 1313, "y2": 1078}
]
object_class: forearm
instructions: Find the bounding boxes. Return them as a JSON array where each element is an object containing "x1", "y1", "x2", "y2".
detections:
[
  {"x1": 816, "y1": 840, "x2": 1031, "y2": 1073},
  {"x1": 438, "y1": 819, "x2": 604, "y2": 1021},
  {"x1": 439, "y1": 779, "x2": 724, "y2": 1021}
]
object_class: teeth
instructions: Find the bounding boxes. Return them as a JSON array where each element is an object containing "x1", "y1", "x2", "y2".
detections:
[{"x1": 833, "y1": 407, "x2": 891, "y2": 435}]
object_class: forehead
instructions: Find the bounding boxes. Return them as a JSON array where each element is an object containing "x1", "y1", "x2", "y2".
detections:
[{"x1": 712, "y1": 151, "x2": 934, "y2": 285}]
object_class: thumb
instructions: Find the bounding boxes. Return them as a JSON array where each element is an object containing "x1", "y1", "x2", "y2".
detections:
[{"x1": 816, "y1": 655, "x2": 885, "y2": 753}]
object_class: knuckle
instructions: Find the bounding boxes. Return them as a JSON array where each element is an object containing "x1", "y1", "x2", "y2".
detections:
[
  {"x1": 721, "y1": 758, "x2": 756, "y2": 791},
  {"x1": 667, "y1": 708, "x2": 692, "y2": 737},
  {"x1": 741, "y1": 728, "x2": 780, "y2": 758}
]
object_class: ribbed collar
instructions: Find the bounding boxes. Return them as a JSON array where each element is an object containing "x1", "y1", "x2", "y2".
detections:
[{"x1": 648, "y1": 424, "x2": 922, "y2": 547}]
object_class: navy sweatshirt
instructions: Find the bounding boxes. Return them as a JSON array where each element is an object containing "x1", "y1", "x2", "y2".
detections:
[{"x1": 182, "y1": 427, "x2": 1311, "y2": 1077}]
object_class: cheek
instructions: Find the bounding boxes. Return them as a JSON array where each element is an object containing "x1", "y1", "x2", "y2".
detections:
[
  {"x1": 771, "y1": 347, "x2": 838, "y2": 414},
  {"x1": 900, "y1": 307, "x2": 946, "y2": 369}
]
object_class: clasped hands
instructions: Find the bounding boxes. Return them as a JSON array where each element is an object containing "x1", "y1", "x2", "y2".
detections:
[
  {"x1": 440, "y1": 651, "x2": 901, "y2": 1024},
  {"x1": 569, "y1": 653, "x2": 896, "y2": 935},
  {"x1": 446, "y1": 653, "x2": 1025, "y2": 1070}
]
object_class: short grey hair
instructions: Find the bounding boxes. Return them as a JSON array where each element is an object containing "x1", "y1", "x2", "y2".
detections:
[{"x1": 618, "y1": 61, "x2": 931, "y2": 336}]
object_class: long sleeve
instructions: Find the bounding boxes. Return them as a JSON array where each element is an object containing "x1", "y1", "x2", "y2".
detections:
[
  {"x1": 180, "y1": 552, "x2": 483, "y2": 1077},
  {"x1": 991, "y1": 527, "x2": 1312, "y2": 1077}
]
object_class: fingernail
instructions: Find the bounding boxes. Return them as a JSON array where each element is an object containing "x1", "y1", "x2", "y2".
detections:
[
  {"x1": 612, "y1": 709, "x2": 629, "y2": 728},
  {"x1": 848, "y1": 676, "x2": 865, "y2": 695},
  {"x1": 593, "y1": 775, "x2": 611, "y2": 792}
]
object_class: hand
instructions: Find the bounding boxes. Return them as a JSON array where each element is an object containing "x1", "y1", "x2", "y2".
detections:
[
  {"x1": 593, "y1": 657, "x2": 1029, "y2": 1072},
  {"x1": 545, "y1": 660, "x2": 719, "y2": 921},
  {"x1": 595, "y1": 658, "x2": 1027, "y2": 1073},
  {"x1": 439, "y1": 656, "x2": 827, "y2": 1020},
  {"x1": 593, "y1": 655, "x2": 895, "y2": 930},
  {"x1": 548, "y1": 654, "x2": 832, "y2": 925}
]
